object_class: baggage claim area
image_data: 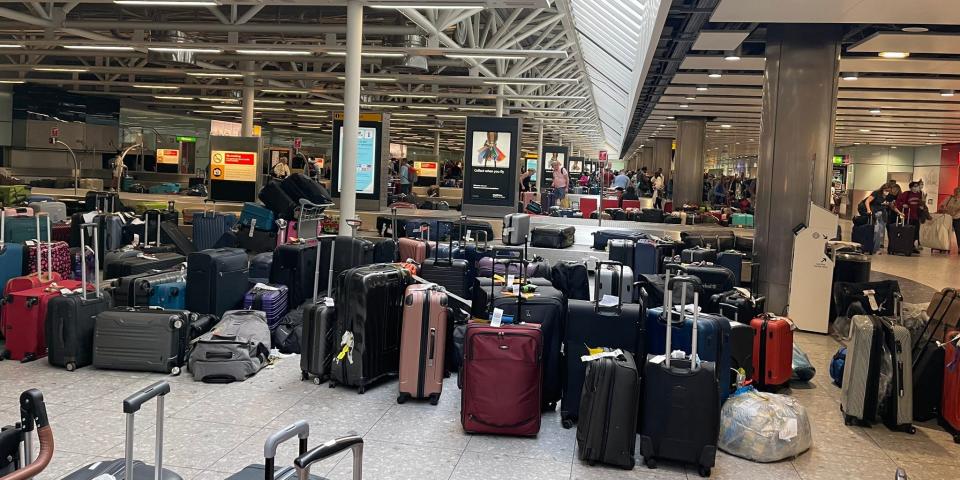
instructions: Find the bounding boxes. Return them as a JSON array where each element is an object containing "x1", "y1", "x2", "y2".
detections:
[{"x1": 2, "y1": 1, "x2": 960, "y2": 479}]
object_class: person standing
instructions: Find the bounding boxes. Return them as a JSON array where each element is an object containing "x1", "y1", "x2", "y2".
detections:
[
  {"x1": 551, "y1": 158, "x2": 568, "y2": 203},
  {"x1": 652, "y1": 169, "x2": 665, "y2": 209},
  {"x1": 941, "y1": 186, "x2": 960, "y2": 254},
  {"x1": 398, "y1": 158, "x2": 413, "y2": 195},
  {"x1": 895, "y1": 181, "x2": 925, "y2": 253},
  {"x1": 612, "y1": 170, "x2": 630, "y2": 191},
  {"x1": 858, "y1": 183, "x2": 891, "y2": 254},
  {"x1": 271, "y1": 156, "x2": 291, "y2": 179}
]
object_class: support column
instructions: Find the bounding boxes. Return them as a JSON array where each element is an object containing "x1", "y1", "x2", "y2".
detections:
[
  {"x1": 652, "y1": 137, "x2": 674, "y2": 196},
  {"x1": 339, "y1": 0, "x2": 363, "y2": 232},
  {"x1": 433, "y1": 130, "x2": 440, "y2": 157},
  {"x1": 536, "y1": 120, "x2": 544, "y2": 171},
  {"x1": 241, "y1": 62, "x2": 254, "y2": 137},
  {"x1": 495, "y1": 84, "x2": 505, "y2": 117},
  {"x1": 672, "y1": 118, "x2": 706, "y2": 206},
  {"x1": 755, "y1": 24, "x2": 841, "y2": 313},
  {"x1": 639, "y1": 145, "x2": 654, "y2": 172}
]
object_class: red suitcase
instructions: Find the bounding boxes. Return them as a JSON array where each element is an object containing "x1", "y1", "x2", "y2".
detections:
[
  {"x1": 942, "y1": 331, "x2": 960, "y2": 443},
  {"x1": 461, "y1": 322, "x2": 542, "y2": 436},
  {"x1": 2, "y1": 281, "x2": 78, "y2": 361},
  {"x1": 750, "y1": 313, "x2": 794, "y2": 389},
  {"x1": 397, "y1": 283, "x2": 449, "y2": 405}
]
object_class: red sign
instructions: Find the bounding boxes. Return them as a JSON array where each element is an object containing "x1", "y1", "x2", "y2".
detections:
[
  {"x1": 223, "y1": 152, "x2": 255, "y2": 165},
  {"x1": 50, "y1": 127, "x2": 59, "y2": 138},
  {"x1": 294, "y1": 137, "x2": 302, "y2": 149},
  {"x1": 598, "y1": 150, "x2": 608, "y2": 162}
]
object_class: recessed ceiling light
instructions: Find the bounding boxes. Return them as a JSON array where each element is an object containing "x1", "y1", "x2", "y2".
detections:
[
  {"x1": 132, "y1": 84, "x2": 179, "y2": 90},
  {"x1": 387, "y1": 93, "x2": 438, "y2": 99},
  {"x1": 679, "y1": 104, "x2": 689, "y2": 108},
  {"x1": 878, "y1": 51, "x2": 910, "y2": 59},
  {"x1": 186, "y1": 72, "x2": 243, "y2": 78},
  {"x1": 929, "y1": 133, "x2": 938, "y2": 137},
  {"x1": 63, "y1": 45, "x2": 136, "y2": 51},
  {"x1": 841, "y1": 72, "x2": 859, "y2": 81},
  {"x1": 696, "y1": 85, "x2": 708, "y2": 92},
  {"x1": 853, "y1": 142, "x2": 861, "y2": 145},
  {"x1": 666, "y1": 116, "x2": 675, "y2": 120},
  {"x1": 720, "y1": 124, "x2": 732, "y2": 128},
  {"x1": 0, "y1": 44, "x2": 23, "y2": 48},
  {"x1": 902, "y1": 26, "x2": 929, "y2": 33},
  {"x1": 869, "y1": 108, "x2": 882, "y2": 114},
  {"x1": 859, "y1": 129, "x2": 871, "y2": 132},
  {"x1": 941, "y1": 89, "x2": 955, "y2": 97},
  {"x1": 155, "y1": 95, "x2": 193, "y2": 100},
  {"x1": 336, "y1": 76, "x2": 397, "y2": 82},
  {"x1": 149, "y1": 47, "x2": 223, "y2": 54},
  {"x1": 707, "y1": 71, "x2": 722, "y2": 79},
  {"x1": 309, "y1": 101, "x2": 344, "y2": 106},
  {"x1": 198, "y1": 97, "x2": 239, "y2": 102}
]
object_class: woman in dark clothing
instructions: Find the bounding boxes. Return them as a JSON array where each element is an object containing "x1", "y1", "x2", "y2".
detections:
[{"x1": 622, "y1": 185, "x2": 640, "y2": 201}]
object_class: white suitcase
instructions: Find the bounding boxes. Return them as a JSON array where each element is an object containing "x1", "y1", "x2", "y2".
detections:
[
  {"x1": 596, "y1": 262, "x2": 636, "y2": 303},
  {"x1": 502, "y1": 213, "x2": 531, "y2": 245},
  {"x1": 28, "y1": 201, "x2": 68, "y2": 224}
]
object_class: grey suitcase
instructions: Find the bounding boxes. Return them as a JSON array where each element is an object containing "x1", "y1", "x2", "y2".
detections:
[
  {"x1": 880, "y1": 314, "x2": 916, "y2": 433},
  {"x1": 63, "y1": 381, "x2": 183, "y2": 480},
  {"x1": 93, "y1": 307, "x2": 192, "y2": 374},
  {"x1": 28, "y1": 201, "x2": 67, "y2": 224},
  {"x1": 188, "y1": 309, "x2": 271, "y2": 383},
  {"x1": 225, "y1": 421, "x2": 325, "y2": 480},
  {"x1": 576, "y1": 348, "x2": 641, "y2": 469},
  {"x1": 502, "y1": 213, "x2": 531, "y2": 245},
  {"x1": 841, "y1": 315, "x2": 884, "y2": 426},
  {"x1": 597, "y1": 262, "x2": 636, "y2": 303}
]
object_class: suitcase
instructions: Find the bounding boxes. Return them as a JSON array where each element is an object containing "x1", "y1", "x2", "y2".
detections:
[
  {"x1": 832, "y1": 280, "x2": 902, "y2": 321},
  {"x1": 469, "y1": 276, "x2": 554, "y2": 319},
  {"x1": 562, "y1": 264, "x2": 643, "y2": 428},
  {"x1": 681, "y1": 232, "x2": 736, "y2": 251},
  {"x1": 192, "y1": 204, "x2": 238, "y2": 251},
  {"x1": 105, "y1": 251, "x2": 186, "y2": 280},
  {"x1": 750, "y1": 314, "x2": 794, "y2": 389},
  {"x1": 158, "y1": 221, "x2": 194, "y2": 256},
  {"x1": 419, "y1": 232, "x2": 469, "y2": 300},
  {"x1": 84, "y1": 191, "x2": 120, "y2": 212},
  {"x1": 942, "y1": 330, "x2": 960, "y2": 443},
  {"x1": 397, "y1": 283, "x2": 449, "y2": 405},
  {"x1": 728, "y1": 321, "x2": 755, "y2": 387},
  {"x1": 880, "y1": 315, "x2": 915, "y2": 433},
  {"x1": 150, "y1": 281, "x2": 186, "y2": 310},
  {"x1": 250, "y1": 251, "x2": 273, "y2": 283},
  {"x1": 502, "y1": 213, "x2": 531, "y2": 245},
  {"x1": 597, "y1": 262, "x2": 636, "y2": 303},
  {"x1": 530, "y1": 225, "x2": 575, "y2": 248},
  {"x1": 225, "y1": 421, "x2": 329, "y2": 480},
  {"x1": 52, "y1": 222, "x2": 71, "y2": 243},
  {"x1": 490, "y1": 277, "x2": 565, "y2": 410},
  {"x1": 591, "y1": 229, "x2": 648, "y2": 250},
  {"x1": 912, "y1": 289, "x2": 958, "y2": 421},
  {"x1": 239, "y1": 202, "x2": 278, "y2": 232},
  {"x1": 259, "y1": 179, "x2": 298, "y2": 220},
  {"x1": 715, "y1": 291, "x2": 766, "y2": 327},
  {"x1": 604, "y1": 208, "x2": 627, "y2": 221},
  {"x1": 852, "y1": 221, "x2": 877, "y2": 254},
  {"x1": 2, "y1": 206, "x2": 32, "y2": 217},
  {"x1": 841, "y1": 315, "x2": 885, "y2": 426},
  {"x1": 28, "y1": 201, "x2": 67, "y2": 224},
  {"x1": 460, "y1": 322, "x2": 543, "y2": 436},
  {"x1": 0, "y1": 236, "x2": 25, "y2": 294},
  {"x1": 403, "y1": 219, "x2": 452, "y2": 241},
  {"x1": 186, "y1": 247, "x2": 249, "y2": 316},
  {"x1": 608, "y1": 239, "x2": 635, "y2": 272},
  {"x1": 550, "y1": 260, "x2": 590, "y2": 301},
  {"x1": 235, "y1": 224, "x2": 281, "y2": 254},
  {"x1": 731, "y1": 213, "x2": 754, "y2": 227},
  {"x1": 634, "y1": 239, "x2": 665, "y2": 275},
  {"x1": 244, "y1": 284, "x2": 290, "y2": 328},
  {"x1": 682, "y1": 263, "x2": 737, "y2": 309},
  {"x1": 280, "y1": 173, "x2": 333, "y2": 207},
  {"x1": 3, "y1": 215, "x2": 50, "y2": 243},
  {"x1": 716, "y1": 250, "x2": 745, "y2": 284},
  {"x1": 639, "y1": 274, "x2": 719, "y2": 477},
  {"x1": 26, "y1": 240, "x2": 71, "y2": 279},
  {"x1": 920, "y1": 213, "x2": 953, "y2": 253},
  {"x1": 330, "y1": 264, "x2": 411, "y2": 392},
  {"x1": 681, "y1": 246, "x2": 717, "y2": 263},
  {"x1": 638, "y1": 208, "x2": 665, "y2": 223},
  {"x1": 300, "y1": 234, "x2": 339, "y2": 384},
  {"x1": 93, "y1": 307, "x2": 192, "y2": 373},
  {"x1": 114, "y1": 268, "x2": 184, "y2": 307},
  {"x1": 833, "y1": 251, "x2": 871, "y2": 284},
  {"x1": 45, "y1": 223, "x2": 111, "y2": 371},
  {"x1": 576, "y1": 349, "x2": 641, "y2": 468},
  {"x1": 63, "y1": 381, "x2": 183, "y2": 480},
  {"x1": 270, "y1": 242, "x2": 318, "y2": 306},
  {"x1": 148, "y1": 182, "x2": 181, "y2": 194},
  {"x1": 887, "y1": 216, "x2": 916, "y2": 256},
  {"x1": 451, "y1": 218, "x2": 494, "y2": 242}
]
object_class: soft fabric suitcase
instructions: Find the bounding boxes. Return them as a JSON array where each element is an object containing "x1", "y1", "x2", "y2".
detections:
[
  {"x1": 244, "y1": 284, "x2": 289, "y2": 328},
  {"x1": 27, "y1": 201, "x2": 67, "y2": 224},
  {"x1": 249, "y1": 251, "x2": 273, "y2": 283},
  {"x1": 403, "y1": 219, "x2": 451, "y2": 241},
  {"x1": 942, "y1": 331, "x2": 960, "y2": 443},
  {"x1": 887, "y1": 218, "x2": 916, "y2": 256},
  {"x1": 451, "y1": 218, "x2": 494, "y2": 242},
  {"x1": 597, "y1": 262, "x2": 637, "y2": 303},
  {"x1": 26, "y1": 240, "x2": 72, "y2": 279},
  {"x1": 682, "y1": 263, "x2": 737, "y2": 309},
  {"x1": 502, "y1": 213, "x2": 531, "y2": 245},
  {"x1": 591, "y1": 229, "x2": 648, "y2": 250},
  {"x1": 461, "y1": 322, "x2": 543, "y2": 436},
  {"x1": 681, "y1": 246, "x2": 718, "y2": 263},
  {"x1": 114, "y1": 268, "x2": 184, "y2": 307},
  {"x1": 280, "y1": 173, "x2": 333, "y2": 206},
  {"x1": 188, "y1": 309, "x2": 272, "y2": 382},
  {"x1": 93, "y1": 307, "x2": 192, "y2": 374},
  {"x1": 186, "y1": 247, "x2": 249, "y2": 316},
  {"x1": 550, "y1": 260, "x2": 590, "y2": 301},
  {"x1": 84, "y1": 191, "x2": 119, "y2": 212},
  {"x1": 239, "y1": 202, "x2": 277, "y2": 232},
  {"x1": 419, "y1": 236, "x2": 469, "y2": 300},
  {"x1": 852, "y1": 222, "x2": 876, "y2": 254},
  {"x1": 728, "y1": 321, "x2": 756, "y2": 386},
  {"x1": 715, "y1": 291, "x2": 766, "y2": 328},
  {"x1": 833, "y1": 251, "x2": 871, "y2": 284},
  {"x1": 562, "y1": 268, "x2": 643, "y2": 428},
  {"x1": 681, "y1": 232, "x2": 736, "y2": 251},
  {"x1": 841, "y1": 315, "x2": 884, "y2": 426},
  {"x1": 270, "y1": 242, "x2": 318, "y2": 306},
  {"x1": 2, "y1": 283, "x2": 63, "y2": 361},
  {"x1": 750, "y1": 314, "x2": 794, "y2": 389},
  {"x1": 52, "y1": 222, "x2": 71, "y2": 243},
  {"x1": 0, "y1": 184, "x2": 28, "y2": 206},
  {"x1": 530, "y1": 224, "x2": 575, "y2": 248},
  {"x1": 397, "y1": 283, "x2": 449, "y2": 405},
  {"x1": 192, "y1": 207, "x2": 238, "y2": 251},
  {"x1": 236, "y1": 224, "x2": 281, "y2": 254},
  {"x1": 330, "y1": 264, "x2": 411, "y2": 392},
  {"x1": 577, "y1": 349, "x2": 641, "y2": 468},
  {"x1": 259, "y1": 179, "x2": 298, "y2": 220},
  {"x1": 63, "y1": 381, "x2": 183, "y2": 480},
  {"x1": 149, "y1": 281, "x2": 186, "y2": 310},
  {"x1": 639, "y1": 275, "x2": 719, "y2": 477},
  {"x1": 832, "y1": 280, "x2": 902, "y2": 321},
  {"x1": 920, "y1": 213, "x2": 953, "y2": 253},
  {"x1": 638, "y1": 208, "x2": 665, "y2": 223}
]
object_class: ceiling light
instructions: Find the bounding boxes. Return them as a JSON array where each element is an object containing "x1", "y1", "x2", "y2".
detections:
[
  {"x1": 483, "y1": 80, "x2": 549, "y2": 86},
  {"x1": 33, "y1": 67, "x2": 88, "y2": 73},
  {"x1": 369, "y1": 5, "x2": 484, "y2": 10},
  {"x1": 254, "y1": 107, "x2": 285, "y2": 112},
  {"x1": 388, "y1": 93, "x2": 437, "y2": 99},
  {"x1": 941, "y1": 89, "x2": 955, "y2": 97},
  {"x1": 149, "y1": 47, "x2": 223, "y2": 54},
  {"x1": 869, "y1": 108, "x2": 882, "y2": 114},
  {"x1": 261, "y1": 88, "x2": 308, "y2": 94},
  {"x1": 336, "y1": 76, "x2": 397, "y2": 82},
  {"x1": 0, "y1": 44, "x2": 23, "y2": 48},
  {"x1": 447, "y1": 54, "x2": 524, "y2": 60},
  {"x1": 198, "y1": 97, "x2": 239, "y2": 102},
  {"x1": 723, "y1": 51, "x2": 741, "y2": 61},
  {"x1": 891, "y1": 145, "x2": 898, "y2": 149},
  {"x1": 679, "y1": 104, "x2": 689, "y2": 108},
  {"x1": 929, "y1": 133, "x2": 938, "y2": 137},
  {"x1": 327, "y1": 51, "x2": 406, "y2": 58},
  {"x1": 237, "y1": 49, "x2": 312, "y2": 56},
  {"x1": 255, "y1": 99, "x2": 286, "y2": 104},
  {"x1": 853, "y1": 142, "x2": 861, "y2": 145},
  {"x1": 696, "y1": 85, "x2": 708, "y2": 92},
  {"x1": 878, "y1": 51, "x2": 910, "y2": 59},
  {"x1": 392, "y1": 113, "x2": 429, "y2": 117},
  {"x1": 154, "y1": 95, "x2": 193, "y2": 100},
  {"x1": 114, "y1": 1, "x2": 218, "y2": 5},
  {"x1": 721, "y1": 124, "x2": 732, "y2": 128},
  {"x1": 859, "y1": 129, "x2": 871, "y2": 132},
  {"x1": 267, "y1": 121, "x2": 293, "y2": 125},
  {"x1": 458, "y1": 107, "x2": 496, "y2": 112},
  {"x1": 132, "y1": 84, "x2": 179, "y2": 90},
  {"x1": 212, "y1": 105, "x2": 242, "y2": 110},
  {"x1": 841, "y1": 72, "x2": 859, "y2": 81},
  {"x1": 63, "y1": 45, "x2": 136, "y2": 51},
  {"x1": 685, "y1": 96, "x2": 696, "y2": 101},
  {"x1": 186, "y1": 72, "x2": 243, "y2": 78},
  {"x1": 405, "y1": 105, "x2": 448, "y2": 110},
  {"x1": 0, "y1": 80, "x2": 25, "y2": 84},
  {"x1": 902, "y1": 26, "x2": 929, "y2": 33},
  {"x1": 309, "y1": 101, "x2": 344, "y2": 106},
  {"x1": 707, "y1": 71, "x2": 722, "y2": 79}
]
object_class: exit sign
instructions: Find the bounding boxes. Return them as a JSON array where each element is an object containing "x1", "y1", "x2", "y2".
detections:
[
  {"x1": 598, "y1": 150, "x2": 608, "y2": 162},
  {"x1": 175, "y1": 135, "x2": 197, "y2": 143}
]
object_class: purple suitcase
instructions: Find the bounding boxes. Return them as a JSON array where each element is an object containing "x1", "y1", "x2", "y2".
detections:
[{"x1": 243, "y1": 284, "x2": 290, "y2": 328}]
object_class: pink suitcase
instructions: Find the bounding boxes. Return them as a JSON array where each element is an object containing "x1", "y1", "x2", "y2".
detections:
[
  {"x1": 397, "y1": 283, "x2": 449, "y2": 405},
  {"x1": 3, "y1": 206, "x2": 33, "y2": 217}
]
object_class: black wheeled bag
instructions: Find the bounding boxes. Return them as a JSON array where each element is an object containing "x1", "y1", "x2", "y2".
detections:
[
  {"x1": 577, "y1": 349, "x2": 641, "y2": 469},
  {"x1": 259, "y1": 179, "x2": 298, "y2": 220},
  {"x1": 114, "y1": 268, "x2": 185, "y2": 307},
  {"x1": 281, "y1": 173, "x2": 333, "y2": 206},
  {"x1": 186, "y1": 247, "x2": 250, "y2": 317},
  {"x1": 104, "y1": 251, "x2": 186, "y2": 280},
  {"x1": 550, "y1": 260, "x2": 590, "y2": 301},
  {"x1": 270, "y1": 242, "x2": 318, "y2": 307},
  {"x1": 530, "y1": 225, "x2": 575, "y2": 249},
  {"x1": 419, "y1": 233, "x2": 470, "y2": 299},
  {"x1": 592, "y1": 229, "x2": 648, "y2": 250}
]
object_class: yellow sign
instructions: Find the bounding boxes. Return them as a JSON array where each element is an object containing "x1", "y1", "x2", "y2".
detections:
[
  {"x1": 210, "y1": 150, "x2": 258, "y2": 182},
  {"x1": 156, "y1": 148, "x2": 180, "y2": 165},
  {"x1": 333, "y1": 112, "x2": 383, "y2": 122},
  {"x1": 414, "y1": 161, "x2": 439, "y2": 178}
]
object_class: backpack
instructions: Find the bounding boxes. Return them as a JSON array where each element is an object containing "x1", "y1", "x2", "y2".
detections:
[
  {"x1": 829, "y1": 347, "x2": 846, "y2": 387},
  {"x1": 188, "y1": 310, "x2": 272, "y2": 383}
]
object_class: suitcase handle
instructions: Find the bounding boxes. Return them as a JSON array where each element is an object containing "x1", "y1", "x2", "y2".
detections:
[
  {"x1": 294, "y1": 436, "x2": 363, "y2": 480},
  {"x1": 593, "y1": 260, "x2": 626, "y2": 312},
  {"x1": 121, "y1": 381, "x2": 171, "y2": 480},
  {"x1": 263, "y1": 421, "x2": 310, "y2": 479},
  {"x1": 34, "y1": 213, "x2": 54, "y2": 282},
  {"x1": 663, "y1": 272, "x2": 703, "y2": 368},
  {"x1": 79, "y1": 222, "x2": 101, "y2": 300}
]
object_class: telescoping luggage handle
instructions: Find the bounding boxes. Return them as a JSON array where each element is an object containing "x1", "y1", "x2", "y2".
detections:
[
  {"x1": 488, "y1": 257, "x2": 527, "y2": 316},
  {"x1": 593, "y1": 259, "x2": 627, "y2": 313},
  {"x1": 312, "y1": 233, "x2": 338, "y2": 304},
  {"x1": 143, "y1": 209, "x2": 163, "y2": 248},
  {"x1": 96, "y1": 192, "x2": 116, "y2": 213},
  {"x1": 121, "y1": 380, "x2": 171, "y2": 480},
  {"x1": 294, "y1": 435, "x2": 363, "y2": 480},
  {"x1": 261, "y1": 421, "x2": 310, "y2": 480},
  {"x1": 33, "y1": 212, "x2": 55, "y2": 282},
  {"x1": 79, "y1": 222, "x2": 102, "y2": 300},
  {"x1": 663, "y1": 272, "x2": 704, "y2": 369},
  {"x1": 432, "y1": 220, "x2": 458, "y2": 265}
]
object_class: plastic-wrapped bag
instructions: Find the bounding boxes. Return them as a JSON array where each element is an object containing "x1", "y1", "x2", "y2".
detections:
[
  {"x1": 791, "y1": 344, "x2": 816, "y2": 382},
  {"x1": 718, "y1": 388, "x2": 812, "y2": 462},
  {"x1": 899, "y1": 302, "x2": 929, "y2": 345}
]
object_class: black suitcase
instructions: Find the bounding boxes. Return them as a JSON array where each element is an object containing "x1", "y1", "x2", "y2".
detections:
[
  {"x1": 639, "y1": 275, "x2": 719, "y2": 477},
  {"x1": 419, "y1": 236, "x2": 469, "y2": 299},
  {"x1": 451, "y1": 218, "x2": 494, "y2": 242},
  {"x1": 608, "y1": 238, "x2": 635, "y2": 269},
  {"x1": 638, "y1": 208, "x2": 665, "y2": 223},
  {"x1": 104, "y1": 251, "x2": 186, "y2": 280},
  {"x1": 114, "y1": 268, "x2": 184, "y2": 307},
  {"x1": 728, "y1": 320, "x2": 755, "y2": 387},
  {"x1": 281, "y1": 173, "x2": 333, "y2": 206},
  {"x1": 681, "y1": 232, "x2": 736, "y2": 251},
  {"x1": 912, "y1": 290, "x2": 956, "y2": 421},
  {"x1": 46, "y1": 223, "x2": 112, "y2": 371},
  {"x1": 592, "y1": 229, "x2": 648, "y2": 250},
  {"x1": 270, "y1": 242, "x2": 318, "y2": 307},
  {"x1": 530, "y1": 225, "x2": 575, "y2": 249},
  {"x1": 714, "y1": 291, "x2": 766, "y2": 324},
  {"x1": 93, "y1": 307, "x2": 192, "y2": 374},
  {"x1": 186, "y1": 247, "x2": 249, "y2": 316},
  {"x1": 377, "y1": 215, "x2": 404, "y2": 238},
  {"x1": 682, "y1": 263, "x2": 736, "y2": 310},
  {"x1": 236, "y1": 224, "x2": 280, "y2": 254},
  {"x1": 887, "y1": 220, "x2": 916, "y2": 256},
  {"x1": 84, "y1": 190, "x2": 120, "y2": 212},
  {"x1": 330, "y1": 236, "x2": 381, "y2": 291},
  {"x1": 852, "y1": 222, "x2": 876, "y2": 254},
  {"x1": 159, "y1": 221, "x2": 195, "y2": 255},
  {"x1": 550, "y1": 260, "x2": 590, "y2": 301},
  {"x1": 259, "y1": 179, "x2": 298, "y2": 220},
  {"x1": 470, "y1": 276, "x2": 554, "y2": 319},
  {"x1": 330, "y1": 264, "x2": 411, "y2": 393},
  {"x1": 491, "y1": 278, "x2": 566, "y2": 410},
  {"x1": 681, "y1": 246, "x2": 717, "y2": 264},
  {"x1": 831, "y1": 280, "x2": 902, "y2": 321},
  {"x1": 577, "y1": 349, "x2": 641, "y2": 468},
  {"x1": 299, "y1": 235, "x2": 339, "y2": 383},
  {"x1": 562, "y1": 265, "x2": 643, "y2": 428}
]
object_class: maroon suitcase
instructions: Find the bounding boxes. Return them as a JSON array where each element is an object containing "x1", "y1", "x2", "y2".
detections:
[
  {"x1": 461, "y1": 322, "x2": 542, "y2": 436},
  {"x1": 397, "y1": 283, "x2": 448, "y2": 405}
]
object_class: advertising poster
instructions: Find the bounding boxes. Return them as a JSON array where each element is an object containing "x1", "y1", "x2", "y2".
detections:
[
  {"x1": 156, "y1": 149, "x2": 180, "y2": 165},
  {"x1": 525, "y1": 157, "x2": 538, "y2": 183},
  {"x1": 337, "y1": 126, "x2": 377, "y2": 195},
  {"x1": 210, "y1": 150, "x2": 257, "y2": 181},
  {"x1": 540, "y1": 146, "x2": 569, "y2": 192},
  {"x1": 569, "y1": 158, "x2": 583, "y2": 174},
  {"x1": 463, "y1": 116, "x2": 521, "y2": 210},
  {"x1": 471, "y1": 131, "x2": 511, "y2": 168}
]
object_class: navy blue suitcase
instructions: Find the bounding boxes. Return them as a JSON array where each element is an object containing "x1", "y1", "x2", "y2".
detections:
[
  {"x1": 403, "y1": 219, "x2": 452, "y2": 241},
  {"x1": 645, "y1": 306, "x2": 731, "y2": 403},
  {"x1": 249, "y1": 252, "x2": 273, "y2": 283},
  {"x1": 186, "y1": 247, "x2": 249, "y2": 316},
  {"x1": 634, "y1": 239, "x2": 660, "y2": 275},
  {"x1": 244, "y1": 284, "x2": 289, "y2": 328},
  {"x1": 591, "y1": 229, "x2": 649, "y2": 250},
  {"x1": 192, "y1": 210, "x2": 238, "y2": 251}
]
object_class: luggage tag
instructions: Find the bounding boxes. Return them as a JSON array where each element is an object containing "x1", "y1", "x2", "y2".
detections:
[
  {"x1": 335, "y1": 331, "x2": 355, "y2": 364},
  {"x1": 82, "y1": 211, "x2": 97, "y2": 223},
  {"x1": 491, "y1": 308, "x2": 504, "y2": 328},
  {"x1": 252, "y1": 282, "x2": 280, "y2": 291},
  {"x1": 599, "y1": 294, "x2": 619, "y2": 308},
  {"x1": 580, "y1": 348, "x2": 623, "y2": 362},
  {"x1": 863, "y1": 289, "x2": 881, "y2": 312}
]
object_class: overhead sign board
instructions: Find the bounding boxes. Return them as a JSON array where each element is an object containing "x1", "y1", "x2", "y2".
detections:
[
  {"x1": 414, "y1": 161, "x2": 438, "y2": 178},
  {"x1": 598, "y1": 150, "x2": 608, "y2": 162},
  {"x1": 333, "y1": 112, "x2": 383, "y2": 122},
  {"x1": 156, "y1": 148, "x2": 180, "y2": 165},
  {"x1": 176, "y1": 135, "x2": 197, "y2": 143},
  {"x1": 210, "y1": 150, "x2": 258, "y2": 182},
  {"x1": 50, "y1": 127, "x2": 59, "y2": 138}
]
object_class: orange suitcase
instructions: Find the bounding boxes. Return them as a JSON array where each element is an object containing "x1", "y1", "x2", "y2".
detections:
[
  {"x1": 750, "y1": 314, "x2": 794, "y2": 389},
  {"x1": 942, "y1": 331, "x2": 960, "y2": 443},
  {"x1": 397, "y1": 283, "x2": 448, "y2": 405}
]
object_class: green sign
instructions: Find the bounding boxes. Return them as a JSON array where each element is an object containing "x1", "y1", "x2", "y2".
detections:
[
  {"x1": 833, "y1": 155, "x2": 844, "y2": 165},
  {"x1": 176, "y1": 135, "x2": 197, "y2": 143}
]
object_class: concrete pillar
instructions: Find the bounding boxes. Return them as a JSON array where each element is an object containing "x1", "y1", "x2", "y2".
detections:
[
  {"x1": 495, "y1": 84, "x2": 505, "y2": 117},
  {"x1": 639, "y1": 145, "x2": 654, "y2": 172},
  {"x1": 433, "y1": 130, "x2": 440, "y2": 157},
  {"x1": 754, "y1": 24, "x2": 841, "y2": 313},
  {"x1": 339, "y1": 0, "x2": 363, "y2": 232},
  {"x1": 672, "y1": 118, "x2": 706, "y2": 206},
  {"x1": 241, "y1": 62, "x2": 255, "y2": 137},
  {"x1": 653, "y1": 137, "x2": 673, "y2": 188}
]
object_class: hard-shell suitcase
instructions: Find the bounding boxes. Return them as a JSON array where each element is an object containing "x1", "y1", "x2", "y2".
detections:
[
  {"x1": 608, "y1": 239, "x2": 635, "y2": 270},
  {"x1": 397, "y1": 283, "x2": 449, "y2": 405},
  {"x1": 888, "y1": 215, "x2": 916, "y2": 256},
  {"x1": 880, "y1": 315, "x2": 915, "y2": 433},
  {"x1": 63, "y1": 381, "x2": 183, "y2": 480},
  {"x1": 942, "y1": 330, "x2": 960, "y2": 443},
  {"x1": 192, "y1": 202, "x2": 238, "y2": 251},
  {"x1": 259, "y1": 179, "x2": 298, "y2": 220},
  {"x1": 46, "y1": 223, "x2": 111, "y2": 371},
  {"x1": 450, "y1": 218, "x2": 494, "y2": 242},
  {"x1": 403, "y1": 219, "x2": 451, "y2": 241},
  {"x1": 244, "y1": 284, "x2": 290, "y2": 328},
  {"x1": 225, "y1": 421, "x2": 329, "y2": 480},
  {"x1": 280, "y1": 173, "x2": 333, "y2": 207},
  {"x1": 912, "y1": 289, "x2": 958, "y2": 421},
  {"x1": 270, "y1": 242, "x2": 318, "y2": 306},
  {"x1": 639, "y1": 275, "x2": 719, "y2": 477},
  {"x1": 150, "y1": 281, "x2": 186, "y2": 310},
  {"x1": 530, "y1": 224, "x2": 575, "y2": 249},
  {"x1": 716, "y1": 250, "x2": 745, "y2": 284},
  {"x1": 841, "y1": 315, "x2": 885, "y2": 426},
  {"x1": 592, "y1": 229, "x2": 648, "y2": 251},
  {"x1": 300, "y1": 236, "x2": 339, "y2": 384},
  {"x1": 419, "y1": 229, "x2": 469, "y2": 300},
  {"x1": 239, "y1": 202, "x2": 277, "y2": 232},
  {"x1": 562, "y1": 262, "x2": 644, "y2": 428},
  {"x1": 461, "y1": 322, "x2": 543, "y2": 436},
  {"x1": 398, "y1": 220, "x2": 429, "y2": 264},
  {"x1": 93, "y1": 307, "x2": 192, "y2": 374},
  {"x1": 186, "y1": 247, "x2": 249, "y2": 316},
  {"x1": 597, "y1": 262, "x2": 637, "y2": 303},
  {"x1": 236, "y1": 224, "x2": 281, "y2": 254},
  {"x1": 114, "y1": 268, "x2": 184, "y2": 307},
  {"x1": 634, "y1": 239, "x2": 667, "y2": 275},
  {"x1": 577, "y1": 349, "x2": 641, "y2": 468},
  {"x1": 750, "y1": 314, "x2": 794, "y2": 389},
  {"x1": 834, "y1": 251, "x2": 871, "y2": 284},
  {"x1": 330, "y1": 264, "x2": 411, "y2": 392},
  {"x1": 731, "y1": 213, "x2": 754, "y2": 227},
  {"x1": 681, "y1": 246, "x2": 718, "y2": 263},
  {"x1": 105, "y1": 251, "x2": 186, "y2": 280},
  {"x1": 148, "y1": 182, "x2": 181, "y2": 194},
  {"x1": 469, "y1": 276, "x2": 554, "y2": 319},
  {"x1": 550, "y1": 260, "x2": 590, "y2": 301},
  {"x1": 27, "y1": 201, "x2": 67, "y2": 224},
  {"x1": 502, "y1": 213, "x2": 531, "y2": 245}
]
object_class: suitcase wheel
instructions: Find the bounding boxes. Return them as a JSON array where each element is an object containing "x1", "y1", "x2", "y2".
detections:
[
  {"x1": 429, "y1": 393, "x2": 440, "y2": 406},
  {"x1": 954, "y1": 433, "x2": 960, "y2": 444},
  {"x1": 170, "y1": 366, "x2": 181, "y2": 376},
  {"x1": 65, "y1": 361, "x2": 76, "y2": 372},
  {"x1": 357, "y1": 385, "x2": 366, "y2": 394},
  {"x1": 397, "y1": 393, "x2": 410, "y2": 404},
  {"x1": 644, "y1": 457, "x2": 657, "y2": 469},
  {"x1": 561, "y1": 418, "x2": 574, "y2": 429},
  {"x1": 698, "y1": 466, "x2": 711, "y2": 478}
]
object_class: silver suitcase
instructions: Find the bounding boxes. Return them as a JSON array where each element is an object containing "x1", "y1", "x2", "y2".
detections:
[
  {"x1": 596, "y1": 263, "x2": 636, "y2": 303},
  {"x1": 841, "y1": 315, "x2": 883, "y2": 425},
  {"x1": 880, "y1": 317, "x2": 916, "y2": 433},
  {"x1": 28, "y1": 201, "x2": 67, "y2": 224},
  {"x1": 502, "y1": 213, "x2": 531, "y2": 246}
]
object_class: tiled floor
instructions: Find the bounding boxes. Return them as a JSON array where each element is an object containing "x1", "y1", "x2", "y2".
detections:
[{"x1": 3, "y1": 253, "x2": 960, "y2": 479}]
